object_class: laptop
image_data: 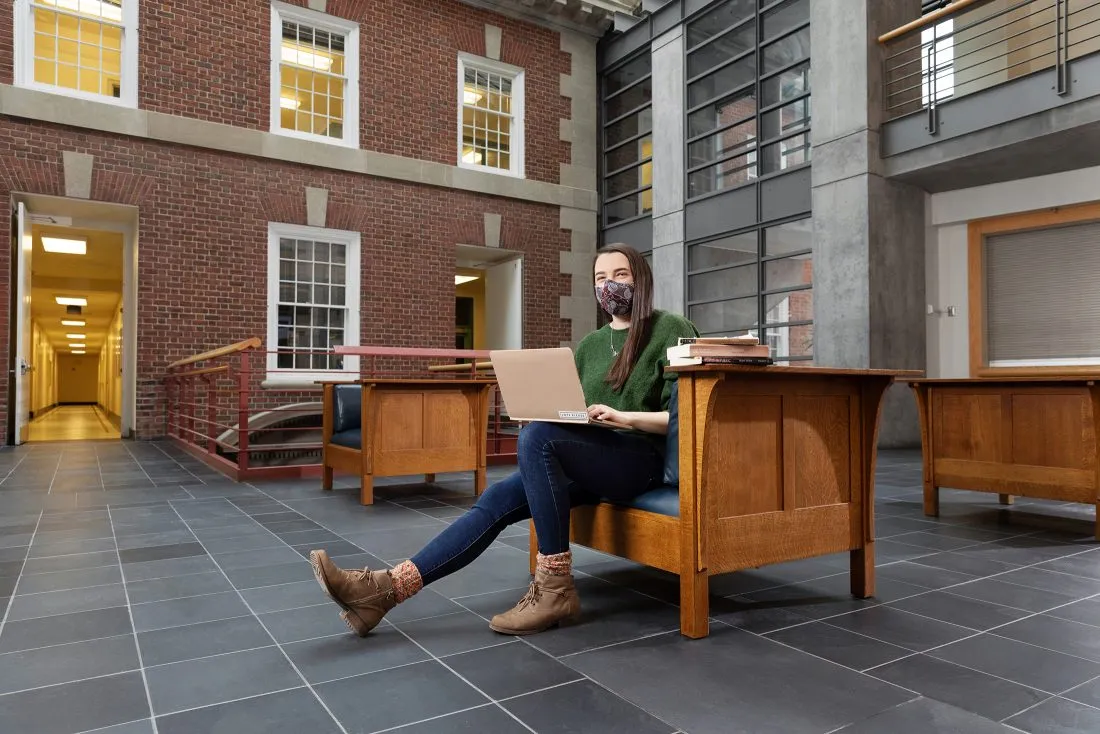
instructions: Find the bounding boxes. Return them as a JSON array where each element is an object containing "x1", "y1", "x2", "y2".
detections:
[{"x1": 489, "y1": 347, "x2": 632, "y2": 430}]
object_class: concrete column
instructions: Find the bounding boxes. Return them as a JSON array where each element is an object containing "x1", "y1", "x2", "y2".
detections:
[
  {"x1": 810, "y1": 0, "x2": 927, "y2": 447},
  {"x1": 650, "y1": 26, "x2": 686, "y2": 315}
]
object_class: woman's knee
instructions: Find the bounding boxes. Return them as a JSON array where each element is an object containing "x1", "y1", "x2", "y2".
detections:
[{"x1": 517, "y1": 421, "x2": 570, "y2": 456}]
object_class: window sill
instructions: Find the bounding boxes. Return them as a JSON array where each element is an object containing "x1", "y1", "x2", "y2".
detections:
[
  {"x1": 262, "y1": 374, "x2": 359, "y2": 390},
  {"x1": 271, "y1": 126, "x2": 359, "y2": 150},
  {"x1": 975, "y1": 365, "x2": 1100, "y2": 378},
  {"x1": 15, "y1": 81, "x2": 135, "y2": 109},
  {"x1": 457, "y1": 160, "x2": 524, "y2": 179}
]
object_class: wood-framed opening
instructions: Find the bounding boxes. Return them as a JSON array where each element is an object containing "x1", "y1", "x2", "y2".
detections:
[{"x1": 968, "y1": 200, "x2": 1100, "y2": 377}]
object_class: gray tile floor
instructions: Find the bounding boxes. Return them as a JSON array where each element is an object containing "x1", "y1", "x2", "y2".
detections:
[{"x1": 0, "y1": 442, "x2": 1098, "y2": 734}]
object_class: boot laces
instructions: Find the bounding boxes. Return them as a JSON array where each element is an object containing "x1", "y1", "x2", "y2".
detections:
[{"x1": 517, "y1": 581, "x2": 542, "y2": 610}]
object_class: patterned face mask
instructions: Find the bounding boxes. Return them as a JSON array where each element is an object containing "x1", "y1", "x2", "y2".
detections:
[{"x1": 595, "y1": 280, "x2": 634, "y2": 316}]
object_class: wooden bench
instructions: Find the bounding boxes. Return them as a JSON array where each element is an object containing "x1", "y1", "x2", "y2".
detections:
[
  {"x1": 530, "y1": 364, "x2": 916, "y2": 639},
  {"x1": 320, "y1": 379, "x2": 494, "y2": 505},
  {"x1": 910, "y1": 377, "x2": 1100, "y2": 540}
]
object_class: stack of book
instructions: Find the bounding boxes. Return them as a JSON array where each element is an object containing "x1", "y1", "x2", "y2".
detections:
[{"x1": 666, "y1": 335, "x2": 773, "y2": 367}]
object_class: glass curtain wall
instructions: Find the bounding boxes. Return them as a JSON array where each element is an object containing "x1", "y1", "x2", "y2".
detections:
[
  {"x1": 684, "y1": 0, "x2": 813, "y2": 363},
  {"x1": 601, "y1": 51, "x2": 654, "y2": 229}
]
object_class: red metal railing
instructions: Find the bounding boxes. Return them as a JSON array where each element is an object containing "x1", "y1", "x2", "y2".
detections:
[{"x1": 164, "y1": 340, "x2": 517, "y2": 481}]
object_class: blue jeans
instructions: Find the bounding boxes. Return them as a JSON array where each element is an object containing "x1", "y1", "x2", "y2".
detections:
[{"x1": 410, "y1": 421, "x2": 664, "y2": 584}]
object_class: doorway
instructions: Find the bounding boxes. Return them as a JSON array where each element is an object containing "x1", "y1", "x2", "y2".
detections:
[
  {"x1": 454, "y1": 244, "x2": 523, "y2": 351},
  {"x1": 8, "y1": 195, "x2": 138, "y2": 443}
]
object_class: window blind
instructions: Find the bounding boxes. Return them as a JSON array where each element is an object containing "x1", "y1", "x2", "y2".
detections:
[{"x1": 985, "y1": 220, "x2": 1100, "y2": 364}]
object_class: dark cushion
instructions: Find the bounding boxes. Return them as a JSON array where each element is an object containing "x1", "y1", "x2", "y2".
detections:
[
  {"x1": 330, "y1": 429, "x2": 362, "y2": 449},
  {"x1": 609, "y1": 485, "x2": 680, "y2": 517},
  {"x1": 663, "y1": 379, "x2": 680, "y2": 486},
  {"x1": 332, "y1": 384, "x2": 362, "y2": 433}
]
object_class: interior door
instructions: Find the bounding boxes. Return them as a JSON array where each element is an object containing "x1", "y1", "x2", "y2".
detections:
[
  {"x1": 484, "y1": 258, "x2": 523, "y2": 349},
  {"x1": 12, "y1": 202, "x2": 32, "y2": 444}
]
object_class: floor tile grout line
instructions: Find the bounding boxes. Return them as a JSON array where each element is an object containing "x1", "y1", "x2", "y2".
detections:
[
  {"x1": 13, "y1": 577, "x2": 126, "y2": 599},
  {"x1": 0, "y1": 667, "x2": 145, "y2": 700},
  {"x1": 147, "y1": 684, "x2": 307, "y2": 722},
  {"x1": 0, "y1": 509, "x2": 44, "y2": 643},
  {"x1": 105, "y1": 504, "x2": 161, "y2": 734},
  {"x1": 0, "y1": 629, "x2": 136, "y2": 657},
  {"x1": 754, "y1": 540, "x2": 1100, "y2": 638},
  {"x1": 141, "y1": 642, "x2": 282, "y2": 671},
  {"x1": 363, "y1": 703, "x2": 498, "y2": 734},
  {"x1": 72, "y1": 715, "x2": 155, "y2": 734},
  {"x1": 45, "y1": 447, "x2": 62, "y2": 496},
  {"x1": 996, "y1": 693, "x2": 1059, "y2": 724},
  {"x1": 162, "y1": 502, "x2": 351, "y2": 734},
  {"x1": 439, "y1": 590, "x2": 685, "y2": 733},
  {"x1": 849, "y1": 587, "x2": 1100, "y2": 699},
  {"x1": 382, "y1": 622, "x2": 539, "y2": 734}
]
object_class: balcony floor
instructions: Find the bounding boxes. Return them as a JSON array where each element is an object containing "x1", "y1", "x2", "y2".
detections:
[{"x1": 0, "y1": 442, "x2": 1097, "y2": 734}]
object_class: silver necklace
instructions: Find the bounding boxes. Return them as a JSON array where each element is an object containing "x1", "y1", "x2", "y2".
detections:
[{"x1": 609, "y1": 327, "x2": 624, "y2": 356}]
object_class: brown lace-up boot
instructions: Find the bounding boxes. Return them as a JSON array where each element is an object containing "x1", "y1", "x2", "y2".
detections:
[
  {"x1": 309, "y1": 549, "x2": 396, "y2": 637},
  {"x1": 488, "y1": 570, "x2": 581, "y2": 635}
]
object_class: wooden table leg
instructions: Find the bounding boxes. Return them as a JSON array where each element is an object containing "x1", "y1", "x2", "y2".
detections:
[
  {"x1": 924, "y1": 482, "x2": 940, "y2": 517},
  {"x1": 851, "y1": 543, "x2": 875, "y2": 599},
  {"x1": 1095, "y1": 503, "x2": 1099, "y2": 542},
  {"x1": 679, "y1": 569, "x2": 709, "y2": 639},
  {"x1": 322, "y1": 464, "x2": 334, "y2": 491},
  {"x1": 474, "y1": 467, "x2": 487, "y2": 497},
  {"x1": 999, "y1": 494, "x2": 1014, "y2": 505},
  {"x1": 424, "y1": 473, "x2": 436, "y2": 484},
  {"x1": 360, "y1": 474, "x2": 374, "y2": 506}
]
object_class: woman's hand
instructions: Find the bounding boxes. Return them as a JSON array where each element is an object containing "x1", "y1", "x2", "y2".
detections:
[
  {"x1": 587, "y1": 404, "x2": 623, "y2": 424},
  {"x1": 586, "y1": 405, "x2": 670, "y2": 435}
]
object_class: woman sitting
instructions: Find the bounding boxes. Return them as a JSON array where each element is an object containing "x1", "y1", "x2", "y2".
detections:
[{"x1": 309, "y1": 243, "x2": 698, "y2": 636}]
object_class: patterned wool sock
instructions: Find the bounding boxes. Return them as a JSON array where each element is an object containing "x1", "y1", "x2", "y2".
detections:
[
  {"x1": 390, "y1": 560, "x2": 423, "y2": 603},
  {"x1": 536, "y1": 550, "x2": 573, "y2": 577}
]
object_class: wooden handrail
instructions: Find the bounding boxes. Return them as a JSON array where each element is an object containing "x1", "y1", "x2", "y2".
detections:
[
  {"x1": 167, "y1": 337, "x2": 261, "y2": 370},
  {"x1": 878, "y1": 0, "x2": 985, "y2": 43},
  {"x1": 427, "y1": 361, "x2": 494, "y2": 373},
  {"x1": 168, "y1": 365, "x2": 231, "y2": 379}
]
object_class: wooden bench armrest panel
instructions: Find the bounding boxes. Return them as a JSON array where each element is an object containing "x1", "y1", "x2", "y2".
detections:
[{"x1": 566, "y1": 369, "x2": 895, "y2": 639}]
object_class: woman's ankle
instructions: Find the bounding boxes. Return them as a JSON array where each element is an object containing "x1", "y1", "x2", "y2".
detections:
[
  {"x1": 390, "y1": 560, "x2": 423, "y2": 603},
  {"x1": 536, "y1": 550, "x2": 573, "y2": 577}
]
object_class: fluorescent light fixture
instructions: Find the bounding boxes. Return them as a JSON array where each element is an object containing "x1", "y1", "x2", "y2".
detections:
[
  {"x1": 280, "y1": 44, "x2": 333, "y2": 71},
  {"x1": 279, "y1": 96, "x2": 300, "y2": 110},
  {"x1": 463, "y1": 88, "x2": 483, "y2": 105},
  {"x1": 55, "y1": 296, "x2": 87, "y2": 306},
  {"x1": 69, "y1": 343, "x2": 86, "y2": 349},
  {"x1": 461, "y1": 149, "x2": 483, "y2": 165},
  {"x1": 41, "y1": 236, "x2": 87, "y2": 255},
  {"x1": 71, "y1": 350, "x2": 86, "y2": 355},
  {"x1": 61, "y1": 320, "x2": 85, "y2": 327},
  {"x1": 66, "y1": 333, "x2": 86, "y2": 340},
  {"x1": 455, "y1": 274, "x2": 479, "y2": 285}
]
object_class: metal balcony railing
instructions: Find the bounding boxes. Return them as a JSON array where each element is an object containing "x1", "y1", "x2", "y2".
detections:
[{"x1": 881, "y1": 0, "x2": 1100, "y2": 133}]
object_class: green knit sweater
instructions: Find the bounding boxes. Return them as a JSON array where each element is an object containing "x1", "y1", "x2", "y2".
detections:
[{"x1": 574, "y1": 309, "x2": 699, "y2": 416}]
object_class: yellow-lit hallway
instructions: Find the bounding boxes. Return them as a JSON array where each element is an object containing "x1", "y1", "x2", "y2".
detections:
[{"x1": 27, "y1": 406, "x2": 119, "y2": 442}]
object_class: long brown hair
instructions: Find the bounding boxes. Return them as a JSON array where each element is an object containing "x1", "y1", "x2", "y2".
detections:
[{"x1": 595, "y1": 243, "x2": 654, "y2": 391}]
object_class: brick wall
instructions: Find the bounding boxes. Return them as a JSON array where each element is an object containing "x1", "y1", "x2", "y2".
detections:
[
  {"x1": 0, "y1": 122, "x2": 571, "y2": 440},
  {"x1": 0, "y1": 0, "x2": 571, "y2": 184}
]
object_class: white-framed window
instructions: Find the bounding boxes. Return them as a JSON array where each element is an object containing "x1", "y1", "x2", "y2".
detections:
[
  {"x1": 270, "y1": 1, "x2": 359, "y2": 148},
  {"x1": 13, "y1": 0, "x2": 138, "y2": 107},
  {"x1": 266, "y1": 223, "x2": 361, "y2": 383},
  {"x1": 458, "y1": 53, "x2": 525, "y2": 177}
]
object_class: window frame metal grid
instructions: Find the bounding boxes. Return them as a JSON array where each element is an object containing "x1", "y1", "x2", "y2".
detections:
[
  {"x1": 266, "y1": 222, "x2": 361, "y2": 383},
  {"x1": 269, "y1": 1, "x2": 360, "y2": 149},
  {"x1": 600, "y1": 49, "x2": 654, "y2": 230},
  {"x1": 684, "y1": 213, "x2": 814, "y2": 363},
  {"x1": 13, "y1": 0, "x2": 138, "y2": 107},
  {"x1": 457, "y1": 52, "x2": 526, "y2": 178},
  {"x1": 683, "y1": 0, "x2": 811, "y2": 202}
]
